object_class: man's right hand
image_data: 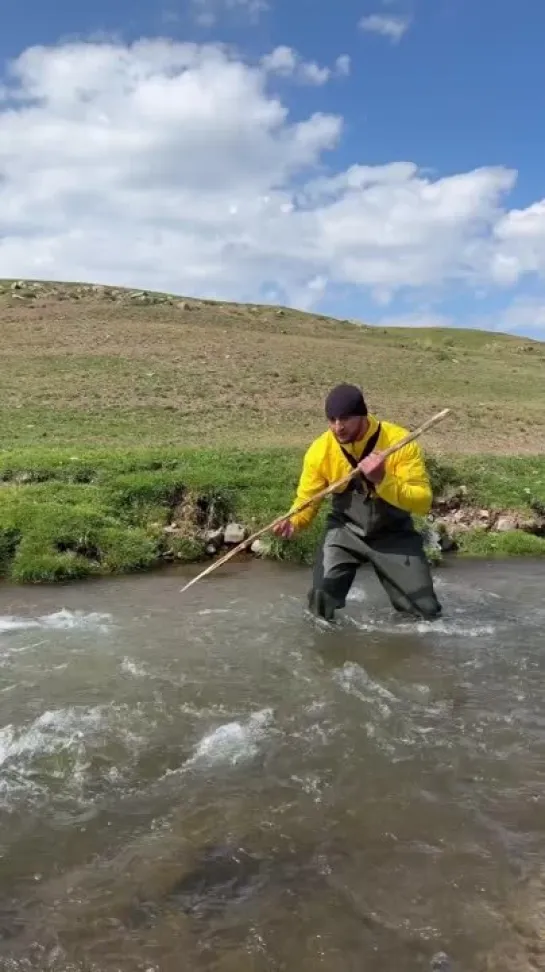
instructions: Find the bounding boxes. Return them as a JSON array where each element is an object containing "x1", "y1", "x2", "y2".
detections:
[{"x1": 272, "y1": 518, "x2": 294, "y2": 539}]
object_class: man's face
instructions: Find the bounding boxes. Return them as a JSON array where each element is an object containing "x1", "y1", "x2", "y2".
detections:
[{"x1": 328, "y1": 414, "x2": 367, "y2": 444}]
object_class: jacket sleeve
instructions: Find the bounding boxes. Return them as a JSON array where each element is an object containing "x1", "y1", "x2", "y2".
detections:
[
  {"x1": 287, "y1": 445, "x2": 328, "y2": 532},
  {"x1": 374, "y1": 440, "x2": 433, "y2": 516}
]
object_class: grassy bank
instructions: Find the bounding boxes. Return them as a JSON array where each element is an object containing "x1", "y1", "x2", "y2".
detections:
[
  {"x1": 1, "y1": 279, "x2": 544, "y2": 455},
  {"x1": 0, "y1": 446, "x2": 543, "y2": 583},
  {"x1": 1, "y1": 278, "x2": 544, "y2": 582}
]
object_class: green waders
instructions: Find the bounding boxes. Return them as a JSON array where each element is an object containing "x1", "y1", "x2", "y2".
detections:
[{"x1": 307, "y1": 428, "x2": 442, "y2": 623}]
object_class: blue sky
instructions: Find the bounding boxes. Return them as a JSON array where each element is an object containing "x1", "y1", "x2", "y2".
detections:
[{"x1": 1, "y1": 0, "x2": 544, "y2": 338}]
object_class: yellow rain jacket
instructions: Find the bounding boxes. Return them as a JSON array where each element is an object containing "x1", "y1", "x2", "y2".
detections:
[{"x1": 288, "y1": 414, "x2": 433, "y2": 532}]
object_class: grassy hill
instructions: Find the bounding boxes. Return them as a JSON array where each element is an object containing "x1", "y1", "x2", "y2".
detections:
[
  {"x1": 1, "y1": 278, "x2": 543, "y2": 454},
  {"x1": 1, "y1": 278, "x2": 544, "y2": 583}
]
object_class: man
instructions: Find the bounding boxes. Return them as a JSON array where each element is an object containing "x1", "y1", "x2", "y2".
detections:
[{"x1": 273, "y1": 383, "x2": 442, "y2": 623}]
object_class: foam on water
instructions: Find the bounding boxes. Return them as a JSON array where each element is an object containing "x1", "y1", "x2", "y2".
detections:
[
  {"x1": 197, "y1": 608, "x2": 234, "y2": 616},
  {"x1": 350, "y1": 616, "x2": 496, "y2": 637},
  {"x1": 346, "y1": 585, "x2": 367, "y2": 603},
  {"x1": 306, "y1": 596, "x2": 498, "y2": 639},
  {"x1": 0, "y1": 705, "x2": 107, "y2": 810},
  {"x1": 180, "y1": 708, "x2": 275, "y2": 771},
  {"x1": 332, "y1": 661, "x2": 455, "y2": 760},
  {"x1": 335, "y1": 662, "x2": 398, "y2": 704},
  {"x1": 0, "y1": 700, "x2": 154, "y2": 814},
  {"x1": 289, "y1": 772, "x2": 326, "y2": 802},
  {"x1": 0, "y1": 610, "x2": 112, "y2": 635},
  {"x1": 0, "y1": 706, "x2": 105, "y2": 768},
  {"x1": 0, "y1": 562, "x2": 543, "y2": 970},
  {"x1": 120, "y1": 657, "x2": 148, "y2": 678},
  {"x1": 0, "y1": 617, "x2": 41, "y2": 633},
  {"x1": 333, "y1": 662, "x2": 396, "y2": 720},
  {"x1": 341, "y1": 571, "x2": 522, "y2": 639}
]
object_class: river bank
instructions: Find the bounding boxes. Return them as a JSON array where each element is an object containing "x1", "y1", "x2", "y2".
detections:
[{"x1": 0, "y1": 446, "x2": 543, "y2": 583}]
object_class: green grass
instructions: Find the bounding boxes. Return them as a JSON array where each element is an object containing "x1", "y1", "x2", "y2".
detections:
[
  {"x1": 0, "y1": 446, "x2": 543, "y2": 583},
  {"x1": 454, "y1": 529, "x2": 545, "y2": 558},
  {"x1": 449, "y1": 456, "x2": 545, "y2": 509},
  {"x1": 1, "y1": 278, "x2": 544, "y2": 581}
]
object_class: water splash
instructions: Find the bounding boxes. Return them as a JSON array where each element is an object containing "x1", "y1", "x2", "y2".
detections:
[
  {"x1": 334, "y1": 661, "x2": 398, "y2": 706},
  {"x1": 197, "y1": 608, "x2": 234, "y2": 616},
  {"x1": 0, "y1": 703, "x2": 150, "y2": 813},
  {"x1": 0, "y1": 705, "x2": 106, "y2": 810},
  {"x1": 0, "y1": 610, "x2": 112, "y2": 635},
  {"x1": 331, "y1": 661, "x2": 453, "y2": 760},
  {"x1": 182, "y1": 708, "x2": 275, "y2": 770},
  {"x1": 120, "y1": 657, "x2": 148, "y2": 678},
  {"x1": 0, "y1": 706, "x2": 105, "y2": 768},
  {"x1": 346, "y1": 586, "x2": 367, "y2": 602},
  {"x1": 350, "y1": 615, "x2": 495, "y2": 638}
]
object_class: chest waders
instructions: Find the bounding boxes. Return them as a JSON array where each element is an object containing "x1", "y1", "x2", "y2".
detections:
[{"x1": 307, "y1": 427, "x2": 442, "y2": 622}]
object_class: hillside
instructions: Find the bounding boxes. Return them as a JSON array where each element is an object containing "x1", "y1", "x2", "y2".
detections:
[{"x1": 1, "y1": 278, "x2": 543, "y2": 454}]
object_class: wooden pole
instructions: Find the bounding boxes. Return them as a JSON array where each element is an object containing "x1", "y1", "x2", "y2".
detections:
[{"x1": 179, "y1": 407, "x2": 451, "y2": 595}]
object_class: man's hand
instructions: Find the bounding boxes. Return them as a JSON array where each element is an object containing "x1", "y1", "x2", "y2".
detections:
[
  {"x1": 358, "y1": 451, "x2": 386, "y2": 485},
  {"x1": 272, "y1": 518, "x2": 295, "y2": 539}
]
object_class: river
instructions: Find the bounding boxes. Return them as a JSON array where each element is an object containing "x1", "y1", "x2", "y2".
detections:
[{"x1": 0, "y1": 558, "x2": 544, "y2": 971}]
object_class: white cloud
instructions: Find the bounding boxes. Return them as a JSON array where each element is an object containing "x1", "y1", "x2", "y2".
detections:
[
  {"x1": 295, "y1": 162, "x2": 519, "y2": 291},
  {"x1": 485, "y1": 297, "x2": 545, "y2": 336},
  {"x1": 192, "y1": 0, "x2": 269, "y2": 28},
  {"x1": 299, "y1": 61, "x2": 332, "y2": 86},
  {"x1": 261, "y1": 45, "x2": 297, "y2": 76},
  {"x1": 371, "y1": 299, "x2": 545, "y2": 338},
  {"x1": 335, "y1": 55, "x2": 351, "y2": 76},
  {"x1": 261, "y1": 46, "x2": 350, "y2": 86},
  {"x1": 0, "y1": 37, "x2": 544, "y2": 316},
  {"x1": 489, "y1": 200, "x2": 545, "y2": 285},
  {"x1": 359, "y1": 13, "x2": 412, "y2": 43}
]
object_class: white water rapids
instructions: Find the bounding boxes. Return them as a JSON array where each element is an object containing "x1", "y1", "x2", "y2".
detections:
[{"x1": 0, "y1": 558, "x2": 544, "y2": 971}]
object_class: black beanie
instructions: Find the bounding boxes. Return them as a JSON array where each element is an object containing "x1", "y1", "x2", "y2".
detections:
[{"x1": 325, "y1": 384, "x2": 368, "y2": 421}]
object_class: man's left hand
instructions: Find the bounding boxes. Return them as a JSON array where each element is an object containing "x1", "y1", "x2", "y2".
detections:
[{"x1": 358, "y1": 451, "x2": 386, "y2": 485}]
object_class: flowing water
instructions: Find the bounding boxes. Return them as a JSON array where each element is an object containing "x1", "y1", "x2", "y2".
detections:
[{"x1": 0, "y1": 558, "x2": 544, "y2": 971}]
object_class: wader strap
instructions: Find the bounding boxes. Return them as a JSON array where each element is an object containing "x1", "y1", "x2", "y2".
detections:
[{"x1": 340, "y1": 423, "x2": 382, "y2": 494}]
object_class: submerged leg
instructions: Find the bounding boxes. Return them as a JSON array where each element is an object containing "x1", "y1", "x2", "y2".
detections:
[
  {"x1": 367, "y1": 529, "x2": 442, "y2": 621},
  {"x1": 307, "y1": 524, "x2": 363, "y2": 621}
]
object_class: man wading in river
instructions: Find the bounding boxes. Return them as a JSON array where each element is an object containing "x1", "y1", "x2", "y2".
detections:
[{"x1": 273, "y1": 384, "x2": 442, "y2": 623}]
